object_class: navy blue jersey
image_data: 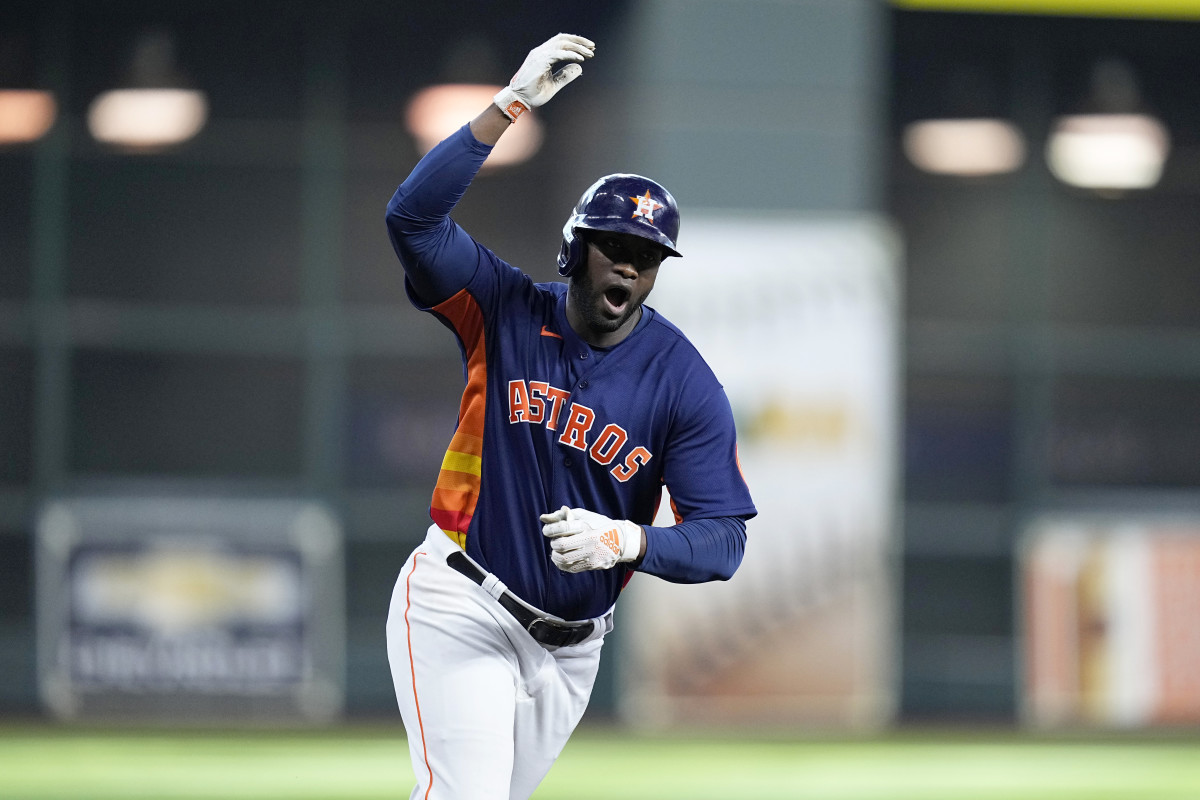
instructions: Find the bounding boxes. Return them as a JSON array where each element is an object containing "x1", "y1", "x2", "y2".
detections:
[{"x1": 389, "y1": 125, "x2": 756, "y2": 620}]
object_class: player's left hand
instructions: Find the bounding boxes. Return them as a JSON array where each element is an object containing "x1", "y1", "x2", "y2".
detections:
[{"x1": 539, "y1": 506, "x2": 643, "y2": 573}]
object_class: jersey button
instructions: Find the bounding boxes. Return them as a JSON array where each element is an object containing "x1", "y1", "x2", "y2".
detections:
[
  {"x1": 579, "y1": 351, "x2": 588, "y2": 359},
  {"x1": 579, "y1": 380, "x2": 589, "y2": 389},
  {"x1": 563, "y1": 457, "x2": 573, "y2": 467}
]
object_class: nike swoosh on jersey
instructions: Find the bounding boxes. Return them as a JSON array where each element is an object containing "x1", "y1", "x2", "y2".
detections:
[{"x1": 540, "y1": 325, "x2": 563, "y2": 340}]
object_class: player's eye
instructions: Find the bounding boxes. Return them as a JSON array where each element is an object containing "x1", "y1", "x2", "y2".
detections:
[
  {"x1": 637, "y1": 249, "x2": 664, "y2": 268},
  {"x1": 595, "y1": 237, "x2": 629, "y2": 262}
]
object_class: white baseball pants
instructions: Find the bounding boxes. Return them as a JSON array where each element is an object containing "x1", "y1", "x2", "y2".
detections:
[{"x1": 386, "y1": 524, "x2": 613, "y2": 800}]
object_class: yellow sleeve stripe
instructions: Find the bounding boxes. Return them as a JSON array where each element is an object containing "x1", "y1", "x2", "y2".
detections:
[
  {"x1": 441, "y1": 449, "x2": 481, "y2": 477},
  {"x1": 439, "y1": 528, "x2": 467, "y2": 549}
]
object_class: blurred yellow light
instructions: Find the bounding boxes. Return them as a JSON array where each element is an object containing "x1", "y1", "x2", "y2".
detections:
[
  {"x1": 406, "y1": 83, "x2": 542, "y2": 169},
  {"x1": 892, "y1": 0, "x2": 1200, "y2": 20},
  {"x1": 0, "y1": 89, "x2": 57, "y2": 144},
  {"x1": 903, "y1": 118, "x2": 1026, "y2": 176},
  {"x1": 87, "y1": 88, "x2": 208, "y2": 150},
  {"x1": 1046, "y1": 113, "x2": 1170, "y2": 190}
]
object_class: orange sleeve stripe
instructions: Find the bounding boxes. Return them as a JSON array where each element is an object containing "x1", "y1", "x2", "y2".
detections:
[
  {"x1": 428, "y1": 289, "x2": 488, "y2": 543},
  {"x1": 435, "y1": 288, "x2": 484, "y2": 356},
  {"x1": 431, "y1": 486, "x2": 479, "y2": 513},
  {"x1": 458, "y1": 347, "x2": 487, "y2": 439},
  {"x1": 448, "y1": 430, "x2": 484, "y2": 459},
  {"x1": 435, "y1": 469, "x2": 482, "y2": 496},
  {"x1": 735, "y1": 444, "x2": 751, "y2": 488}
]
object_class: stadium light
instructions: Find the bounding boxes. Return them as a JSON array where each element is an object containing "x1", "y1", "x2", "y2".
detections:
[
  {"x1": 901, "y1": 64, "x2": 1026, "y2": 177},
  {"x1": 1046, "y1": 113, "x2": 1169, "y2": 190},
  {"x1": 87, "y1": 29, "x2": 208, "y2": 151},
  {"x1": 1044, "y1": 59, "x2": 1170, "y2": 192},
  {"x1": 903, "y1": 117, "x2": 1026, "y2": 176},
  {"x1": 0, "y1": 89, "x2": 57, "y2": 145},
  {"x1": 0, "y1": 34, "x2": 57, "y2": 144},
  {"x1": 406, "y1": 83, "x2": 543, "y2": 169}
]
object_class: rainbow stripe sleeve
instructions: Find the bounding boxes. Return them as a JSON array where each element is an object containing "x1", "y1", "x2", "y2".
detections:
[{"x1": 429, "y1": 288, "x2": 488, "y2": 549}]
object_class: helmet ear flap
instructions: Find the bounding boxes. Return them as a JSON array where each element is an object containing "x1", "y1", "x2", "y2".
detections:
[{"x1": 557, "y1": 229, "x2": 585, "y2": 277}]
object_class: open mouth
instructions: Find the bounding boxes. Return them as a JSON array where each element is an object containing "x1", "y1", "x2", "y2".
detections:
[{"x1": 603, "y1": 286, "x2": 631, "y2": 315}]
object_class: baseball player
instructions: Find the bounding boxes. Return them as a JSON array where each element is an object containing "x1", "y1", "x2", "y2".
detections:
[{"x1": 384, "y1": 33, "x2": 756, "y2": 799}]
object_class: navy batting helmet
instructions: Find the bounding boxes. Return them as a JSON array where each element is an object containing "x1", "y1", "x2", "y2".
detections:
[{"x1": 557, "y1": 173, "x2": 682, "y2": 277}]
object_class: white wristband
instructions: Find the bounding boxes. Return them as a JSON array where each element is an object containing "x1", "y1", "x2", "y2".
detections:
[
  {"x1": 493, "y1": 86, "x2": 529, "y2": 122},
  {"x1": 618, "y1": 520, "x2": 644, "y2": 563}
]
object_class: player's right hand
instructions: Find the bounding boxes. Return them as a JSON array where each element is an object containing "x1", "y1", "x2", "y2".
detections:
[
  {"x1": 540, "y1": 506, "x2": 643, "y2": 573},
  {"x1": 493, "y1": 33, "x2": 595, "y2": 121}
]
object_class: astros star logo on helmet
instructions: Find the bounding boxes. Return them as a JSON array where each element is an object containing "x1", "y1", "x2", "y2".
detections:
[{"x1": 629, "y1": 190, "x2": 663, "y2": 223}]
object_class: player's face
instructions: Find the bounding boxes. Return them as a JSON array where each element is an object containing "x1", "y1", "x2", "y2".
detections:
[{"x1": 567, "y1": 231, "x2": 664, "y2": 347}]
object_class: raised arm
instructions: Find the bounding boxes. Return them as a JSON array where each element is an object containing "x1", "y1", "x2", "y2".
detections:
[
  {"x1": 385, "y1": 34, "x2": 595, "y2": 306},
  {"x1": 468, "y1": 104, "x2": 512, "y2": 148}
]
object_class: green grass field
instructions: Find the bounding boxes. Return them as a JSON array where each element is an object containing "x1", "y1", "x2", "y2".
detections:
[{"x1": 1, "y1": 724, "x2": 1198, "y2": 799}]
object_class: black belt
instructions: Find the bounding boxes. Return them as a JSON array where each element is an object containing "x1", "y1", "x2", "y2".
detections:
[{"x1": 445, "y1": 551, "x2": 595, "y2": 648}]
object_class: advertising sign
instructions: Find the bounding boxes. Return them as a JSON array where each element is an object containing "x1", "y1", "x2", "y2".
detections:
[
  {"x1": 1023, "y1": 515, "x2": 1200, "y2": 727},
  {"x1": 37, "y1": 496, "x2": 344, "y2": 722},
  {"x1": 621, "y1": 215, "x2": 901, "y2": 729}
]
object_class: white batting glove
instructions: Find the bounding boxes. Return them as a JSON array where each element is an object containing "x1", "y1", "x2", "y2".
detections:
[
  {"x1": 540, "y1": 506, "x2": 642, "y2": 573},
  {"x1": 493, "y1": 33, "x2": 595, "y2": 122}
]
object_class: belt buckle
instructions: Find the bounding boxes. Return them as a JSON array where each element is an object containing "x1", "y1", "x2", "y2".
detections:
[
  {"x1": 526, "y1": 617, "x2": 592, "y2": 648},
  {"x1": 526, "y1": 618, "x2": 568, "y2": 648}
]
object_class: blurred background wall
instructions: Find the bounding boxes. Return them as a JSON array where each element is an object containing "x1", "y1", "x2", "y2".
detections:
[{"x1": 3, "y1": 0, "x2": 1200, "y2": 725}]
